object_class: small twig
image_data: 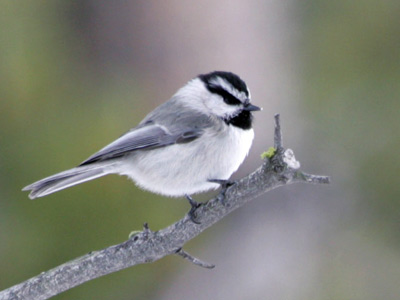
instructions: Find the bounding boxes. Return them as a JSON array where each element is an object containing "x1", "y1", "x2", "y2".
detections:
[
  {"x1": 175, "y1": 248, "x2": 215, "y2": 269},
  {"x1": 274, "y1": 114, "x2": 282, "y2": 149},
  {"x1": 143, "y1": 222, "x2": 150, "y2": 231},
  {"x1": 295, "y1": 171, "x2": 331, "y2": 184}
]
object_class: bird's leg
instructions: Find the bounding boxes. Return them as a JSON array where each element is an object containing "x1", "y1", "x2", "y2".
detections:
[
  {"x1": 185, "y1": 194, "x2": 202, "y2": 224},
  {"x1": 208, "y1": 179, "x2": 236, "y2": 205}
]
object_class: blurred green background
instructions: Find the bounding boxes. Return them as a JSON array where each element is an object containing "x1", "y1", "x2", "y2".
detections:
[{"x1": 1, "y1": 1, "x2": 399, "y2": 299}]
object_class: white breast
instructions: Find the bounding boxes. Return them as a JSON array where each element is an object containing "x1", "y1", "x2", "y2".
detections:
[{"x1": 117, "y1": 125, "x2": 254, "y2": 197}]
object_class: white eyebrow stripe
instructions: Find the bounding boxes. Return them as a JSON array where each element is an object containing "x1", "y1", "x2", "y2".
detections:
[
  {"x1": 209, "y1": 77, "x2": 249, "y2": 102},
  {"x1": 246, "y1": 87, "x2": 251, "y2": 100}
]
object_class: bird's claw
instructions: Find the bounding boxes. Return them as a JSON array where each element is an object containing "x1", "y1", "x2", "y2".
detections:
[
  {"x1": 208, "y1": 179, "x2": 236, "y2": 206},
  {"x1": 185, "y1": 194, "x2": 202, "y2": 224}
]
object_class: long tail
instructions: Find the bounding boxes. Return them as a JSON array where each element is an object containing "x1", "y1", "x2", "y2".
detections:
[{"x1": 22, "y1": 163, "x2": 115, "y2": 199}]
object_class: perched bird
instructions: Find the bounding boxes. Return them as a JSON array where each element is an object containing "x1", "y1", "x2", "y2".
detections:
[{"x1": 23, "y1": 71, "x2": 261, "y2": 218}]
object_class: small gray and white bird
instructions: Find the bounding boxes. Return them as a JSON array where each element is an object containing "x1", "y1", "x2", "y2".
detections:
[{"x1": 23, "y1": 71, "x2": 261, "y2": 205}]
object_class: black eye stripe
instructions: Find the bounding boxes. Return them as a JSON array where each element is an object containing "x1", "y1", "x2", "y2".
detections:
[{"x1": 207, "y1": 85, "x2": 242, "y2": 106}]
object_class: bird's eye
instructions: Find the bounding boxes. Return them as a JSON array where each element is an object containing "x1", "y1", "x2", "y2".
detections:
[
  {"x1": 208, "y1": 84, "x2": 242, "y2": 106},
  {"x1": 222, "y1": 92, "x2": 242, "y2": 106}
]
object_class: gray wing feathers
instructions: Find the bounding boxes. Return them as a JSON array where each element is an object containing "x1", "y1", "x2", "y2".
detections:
[
  {"x1": 80, "y1": 99, "x2": 214, "y2": 165},
  {"x1": 80, "y1": 121, "x2": 207, "y2": 166},
  {"x1": 80, "y1": 125, "x2": 171, "y2": 165}
]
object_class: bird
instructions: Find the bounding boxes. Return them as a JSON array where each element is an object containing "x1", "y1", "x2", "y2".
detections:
[{"x1": 23, "y1": 71, "x2": 261, "y2": 219}]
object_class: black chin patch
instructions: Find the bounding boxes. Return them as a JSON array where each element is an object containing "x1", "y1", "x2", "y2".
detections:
[{"x1": 224, "y1": 110, "x2": 253, "y2": 130}]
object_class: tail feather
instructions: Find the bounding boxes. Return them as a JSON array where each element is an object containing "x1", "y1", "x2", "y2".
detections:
[{"x1": 22, "y1": 164, "x2": 111, "y2": 199}]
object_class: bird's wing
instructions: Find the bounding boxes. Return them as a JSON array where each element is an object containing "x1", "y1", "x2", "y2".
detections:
[{"x1": 79, "y1": 123, "x2": 203, "y2": 166}]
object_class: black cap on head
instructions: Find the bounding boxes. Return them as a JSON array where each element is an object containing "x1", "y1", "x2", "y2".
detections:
[{"x1": 198, "y1": 71, "x2": 249, "y2": 97}]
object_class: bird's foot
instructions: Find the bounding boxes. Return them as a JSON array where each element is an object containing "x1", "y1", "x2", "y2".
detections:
[
  {"x1": 185, "y1": 194, "x2": 202, "y2": 224},
  {"x1": 208, "y1": 179, "x2": 236, "y2": 206}
]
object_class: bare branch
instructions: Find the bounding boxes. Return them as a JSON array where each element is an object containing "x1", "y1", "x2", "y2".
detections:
[
  {"x1": 175, "y1": 248, "x2": 215, "y2": 269},
  {"x1": 0, "y1": 115, "x2": 330, "y2": 300}
]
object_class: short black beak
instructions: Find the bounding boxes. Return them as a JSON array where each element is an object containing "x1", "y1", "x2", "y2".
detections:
[{"x1": 243, "y1": 103, "x2": 262, "y2": 112}]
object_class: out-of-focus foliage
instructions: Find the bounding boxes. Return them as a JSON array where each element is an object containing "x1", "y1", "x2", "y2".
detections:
[
  {"x1": 294, "y1": 2, "x2": 400, "y2": 298},
  {"x1": 301, "y1": 0, "x2": 400, "y2": 236},
  {"x1": 1, "y1": 1, "x2": 400, "y2": 300}
]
